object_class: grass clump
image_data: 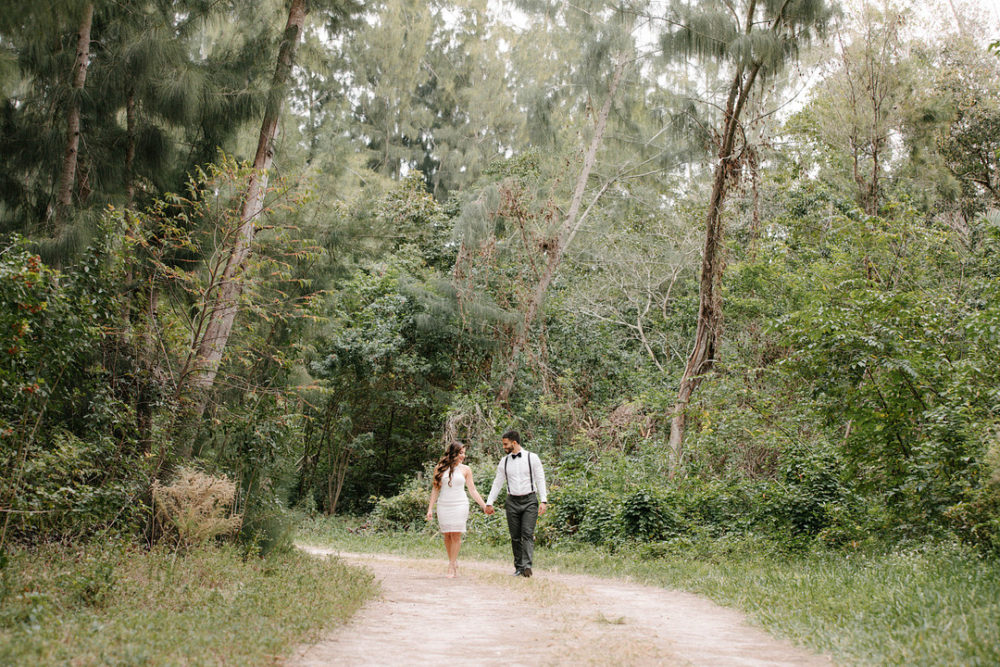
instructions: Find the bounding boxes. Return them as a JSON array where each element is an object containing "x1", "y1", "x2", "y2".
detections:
[
  {"x1": 152, "y1": 467, "x2": 243, "y2": 549},
  {"x1": 0, "y1": 541, "x2": 377, "y2": 665}
]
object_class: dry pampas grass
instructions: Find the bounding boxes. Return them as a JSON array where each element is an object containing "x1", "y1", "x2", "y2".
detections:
[{"x1": 152, "y1": 467, "x2": 243, "y2": 547}]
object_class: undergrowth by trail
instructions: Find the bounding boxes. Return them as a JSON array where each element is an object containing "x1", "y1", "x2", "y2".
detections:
[{"x1": 0, "y1": 542, "x2": 377, "y2": 666}]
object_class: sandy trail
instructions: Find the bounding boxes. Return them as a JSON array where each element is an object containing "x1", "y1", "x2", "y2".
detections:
[{"x1": 287, "y1": 546, "x2": 834, "y2": 667}]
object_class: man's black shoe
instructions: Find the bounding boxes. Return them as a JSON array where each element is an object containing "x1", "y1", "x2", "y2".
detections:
[
  {"x1": 521, "y1": 567, "x2": 532, "y2": 578},
  {"x1": 511, "y1": 569, "x2": 523, "y2": 576}
]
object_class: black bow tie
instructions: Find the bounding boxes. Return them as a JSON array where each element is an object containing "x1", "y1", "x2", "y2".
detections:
[{"x1": 511, "y1": 452, "x2": 522, "y2": 459}]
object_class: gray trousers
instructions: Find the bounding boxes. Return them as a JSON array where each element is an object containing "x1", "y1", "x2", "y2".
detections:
[{"x1": 505, "y1": 492, "x2": 538, "y2": 571}]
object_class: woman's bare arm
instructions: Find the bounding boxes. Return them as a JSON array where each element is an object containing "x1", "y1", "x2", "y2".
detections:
[
  {"x1": 464, "y1": 465, "x2": 487, "y2": 511},
  {"x1": 426, "y1": 484, "x2": 440, "y2": 521}
]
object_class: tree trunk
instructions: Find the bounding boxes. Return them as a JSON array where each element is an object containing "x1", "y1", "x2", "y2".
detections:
[
  {"x1": 497, "y1": 54, "x2": 628, "y2": 404},
  {"x1": 663, "y1": 0, "x2": 806, "y2": 476},
  {"x1": 329, "y1": 450, "x2": 350, "y2": 516},
  {"x1": 125, "y1": 88, "x2": 137, "y2": 206},
  {"x1": 53, "y1": 2, "x2": 94, "y2": 231},
  {"x1": 667, "y1": 58, "x2": 764, "y2": 476},
  {"x1": 174, "y1": 0, "x2": 308, "y2": 451}
]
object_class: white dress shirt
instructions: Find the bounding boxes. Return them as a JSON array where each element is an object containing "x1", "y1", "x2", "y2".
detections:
[{"x1": 486, "y1": 450, "x2": 547, "y2": 505}]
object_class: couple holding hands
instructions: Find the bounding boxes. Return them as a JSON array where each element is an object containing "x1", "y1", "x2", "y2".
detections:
[{"x1": 425, "y1": 430, "x2": 547, "y2": 578}]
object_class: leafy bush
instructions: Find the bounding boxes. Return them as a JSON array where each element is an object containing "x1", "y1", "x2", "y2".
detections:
[
  {"x1": 576, "y1": 489, "x2": 622, "y2": 546},
  {"x1": 0, "y1": 235, "x2": 154, "y2": 543},
  {"x1": 621, "y1": 487, "x2": 683, "y2": 541},
  {"x1": 369, "y1": 475, "x2": 429, "y2": 532},
  {"x1": 775, "y1": 441, "x2": 848, "y2": 535},
  {"x1": 943, "y1": 435, "x2": 1000, "y2": 555},
  {"x1": 542, "y1": 485, "x2": 590, "y2": 540},
  {"x1": 4, "y1": 429, "x2": 150, "y2": 541},
  {"x1": 944, "y1": 490, "x2": 1000, "y2": 556},
  {"x1": 238, "y1": 491, "x2": 297, "y2": 558},
  {"x1": 540, "y1": 485, "x2": 624, "y2": 547},
  {"x1": 466, "y1": 508, "x2": 510, "y2": 546}
]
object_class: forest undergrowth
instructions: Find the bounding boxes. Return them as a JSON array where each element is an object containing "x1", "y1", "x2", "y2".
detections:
[{"x1": 0, "y1": 540, "x2": 376, "y2": 666}]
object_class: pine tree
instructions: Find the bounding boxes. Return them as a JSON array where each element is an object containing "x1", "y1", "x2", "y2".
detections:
[
  {"x1": 52, "y1": 2, "x2": 94, "y2": 232},
  {"x1": 343, "y1": 0, "x2": 525, "y2": 199},
  {"x1": 0, "y1": 1, "x2": 277, "y2": 239},
  {"x1": 660, "y1": 0, "x2": 833, "y2": 473},
  {"x1": 175, "y1": 0, "x2": 361, "y2": 451},
  {"x1": 0, "y1": 0, "x2": 105, "y2": 234}
]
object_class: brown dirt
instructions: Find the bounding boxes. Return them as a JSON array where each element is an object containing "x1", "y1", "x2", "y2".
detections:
[{"x1": 287, "y1": 546, "x2": 835, "y2": 667}]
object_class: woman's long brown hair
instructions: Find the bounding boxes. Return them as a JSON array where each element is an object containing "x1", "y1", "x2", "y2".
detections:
[{"x1": 433, "y1": 442, "x2": 465, "y2": 489}]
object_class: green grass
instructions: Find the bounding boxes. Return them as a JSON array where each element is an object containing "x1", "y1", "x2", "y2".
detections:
[
  {"x1": 299, "y1": 516, "x2": 1000, "y2": 666},
  {"x1": 0, "y1": 541, "x2": 378, "y2": 665}
]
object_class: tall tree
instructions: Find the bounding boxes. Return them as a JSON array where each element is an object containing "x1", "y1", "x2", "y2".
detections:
[
  {"x1": 662, "y1": 0, "x2": 833, "y2": 473},
  {"x1": 0, "y1": 0, "x2": 275, "y2": 237},
  {"x1": 809, "y1": 2, "x2": 906, "y2": 216},
  {"x1": 496, "y1": 49, "x2": 631, "y2": 403},
  {"x1": 53, "y1": 2, "x2": 94, "y2": 232},
  {"x1": 342, "y1": 0, "x2": 523, "y2": 199},
  {"x1": 467, "y1": 1, "x2": 643, "y2": 404},
  {"x1": 936, "y1": 43, "x2": 1000, "y2": 213},
  {"x1": 176, "y1": 0, "x2": 360, "y2": 447}
]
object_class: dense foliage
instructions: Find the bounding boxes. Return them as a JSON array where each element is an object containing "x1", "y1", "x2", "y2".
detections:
[{"x1": 1, "y1": 0, "x2": 999, "y2": 562}]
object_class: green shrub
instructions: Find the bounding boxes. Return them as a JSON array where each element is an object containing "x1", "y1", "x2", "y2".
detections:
[
  {"x1": 682, "y1": 479, "x2": 760, "y2": 535},
  {"x1": 943, "y1": 439, "x2": 1000, "y2": 556},
  {"x1": 6, "y1": 429, "x2": 150, "y2": 540},
  {"x1": 779, "y1": 444, "x2": 844, "y2": 529},
  {"x1": 543, "y1": 485, "x2": 590, "y2": 540},
  {"x1": 815, "y1": 498, "x2": 888, "y2": 549},
  {"x1": 466, "y1": 508, "x2": 510, "y2": 545},
  {"x1": 621, "y1": 487, "x2": 683, "y2": 541},
  {"x1": 240, "y1": 493, "x2": 298, "y2": 557},
  {"x1": 0, "y1": 236, "x2": 151, "y2": 543},
  {"x1": 577, "y1": 489, "x2": 623, "y2": 546},
  {"x1": 369, "y1": 475, "x2": 429, "y2": 532}
]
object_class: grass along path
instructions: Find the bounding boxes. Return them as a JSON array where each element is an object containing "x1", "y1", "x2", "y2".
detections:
[
  {"x1": 0, "y1": 542, "x2": 377, "y2": 666},
  {"x1": 297, "y1": 518, "x2": 1000, "y2": 666}
]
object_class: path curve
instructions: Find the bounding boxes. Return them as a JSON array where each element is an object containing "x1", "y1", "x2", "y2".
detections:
[{"x1": 287, "y1": 547, "x2": 834, "y2": 667}]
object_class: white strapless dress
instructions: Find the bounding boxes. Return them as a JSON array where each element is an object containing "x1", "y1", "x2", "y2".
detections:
[{"x1": 436, "y1": 466, "x2": 470, "y2": 533}]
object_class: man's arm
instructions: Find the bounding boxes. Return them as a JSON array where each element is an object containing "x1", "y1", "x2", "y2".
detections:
[
  {"x1": 532, "y1": 453, "x2": 548, "y2": 515},
  {"x1": 485, "y1": 457, "x2": 506, "y2": 507}
]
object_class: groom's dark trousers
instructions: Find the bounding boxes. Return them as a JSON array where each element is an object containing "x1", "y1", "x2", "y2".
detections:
[{"x1": 505, "y1": 492, "x2": 538, "y2": 571}]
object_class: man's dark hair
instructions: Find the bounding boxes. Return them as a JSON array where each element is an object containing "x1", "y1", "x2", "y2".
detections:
[{"x1": 501, "y1": 430, "x2": 521, "y2": 444}]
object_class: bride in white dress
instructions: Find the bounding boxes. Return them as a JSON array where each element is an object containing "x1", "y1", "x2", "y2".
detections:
[{"x1": 426, "y1": 442, "x2": 487, "y2": 577}]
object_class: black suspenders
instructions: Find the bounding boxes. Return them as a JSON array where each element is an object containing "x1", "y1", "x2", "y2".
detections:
[{"x1": 503, "y1": 451, "x2": 535, "y2": 493}]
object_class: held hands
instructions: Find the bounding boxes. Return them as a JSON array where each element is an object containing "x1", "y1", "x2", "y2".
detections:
[
  {"x1": 482, "y1": 504, "x2": 544, "y2": 515},
  {"x1": 425, "y1": 509, "x2": 433, "y2": 522}
]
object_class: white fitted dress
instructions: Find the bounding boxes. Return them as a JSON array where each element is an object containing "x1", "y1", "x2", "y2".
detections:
[{"x1": 436, "y1": 466, "x2": 470, "y2": 533}]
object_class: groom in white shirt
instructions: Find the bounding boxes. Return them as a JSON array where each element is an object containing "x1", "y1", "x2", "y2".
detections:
[{"x1": 485, "y1": 430, "x2": 547, "y2": 578}]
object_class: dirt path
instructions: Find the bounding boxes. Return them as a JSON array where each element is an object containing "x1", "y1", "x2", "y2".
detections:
[{"x1": 288, "y1": 546, "x2": 834, "y2": 667}]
